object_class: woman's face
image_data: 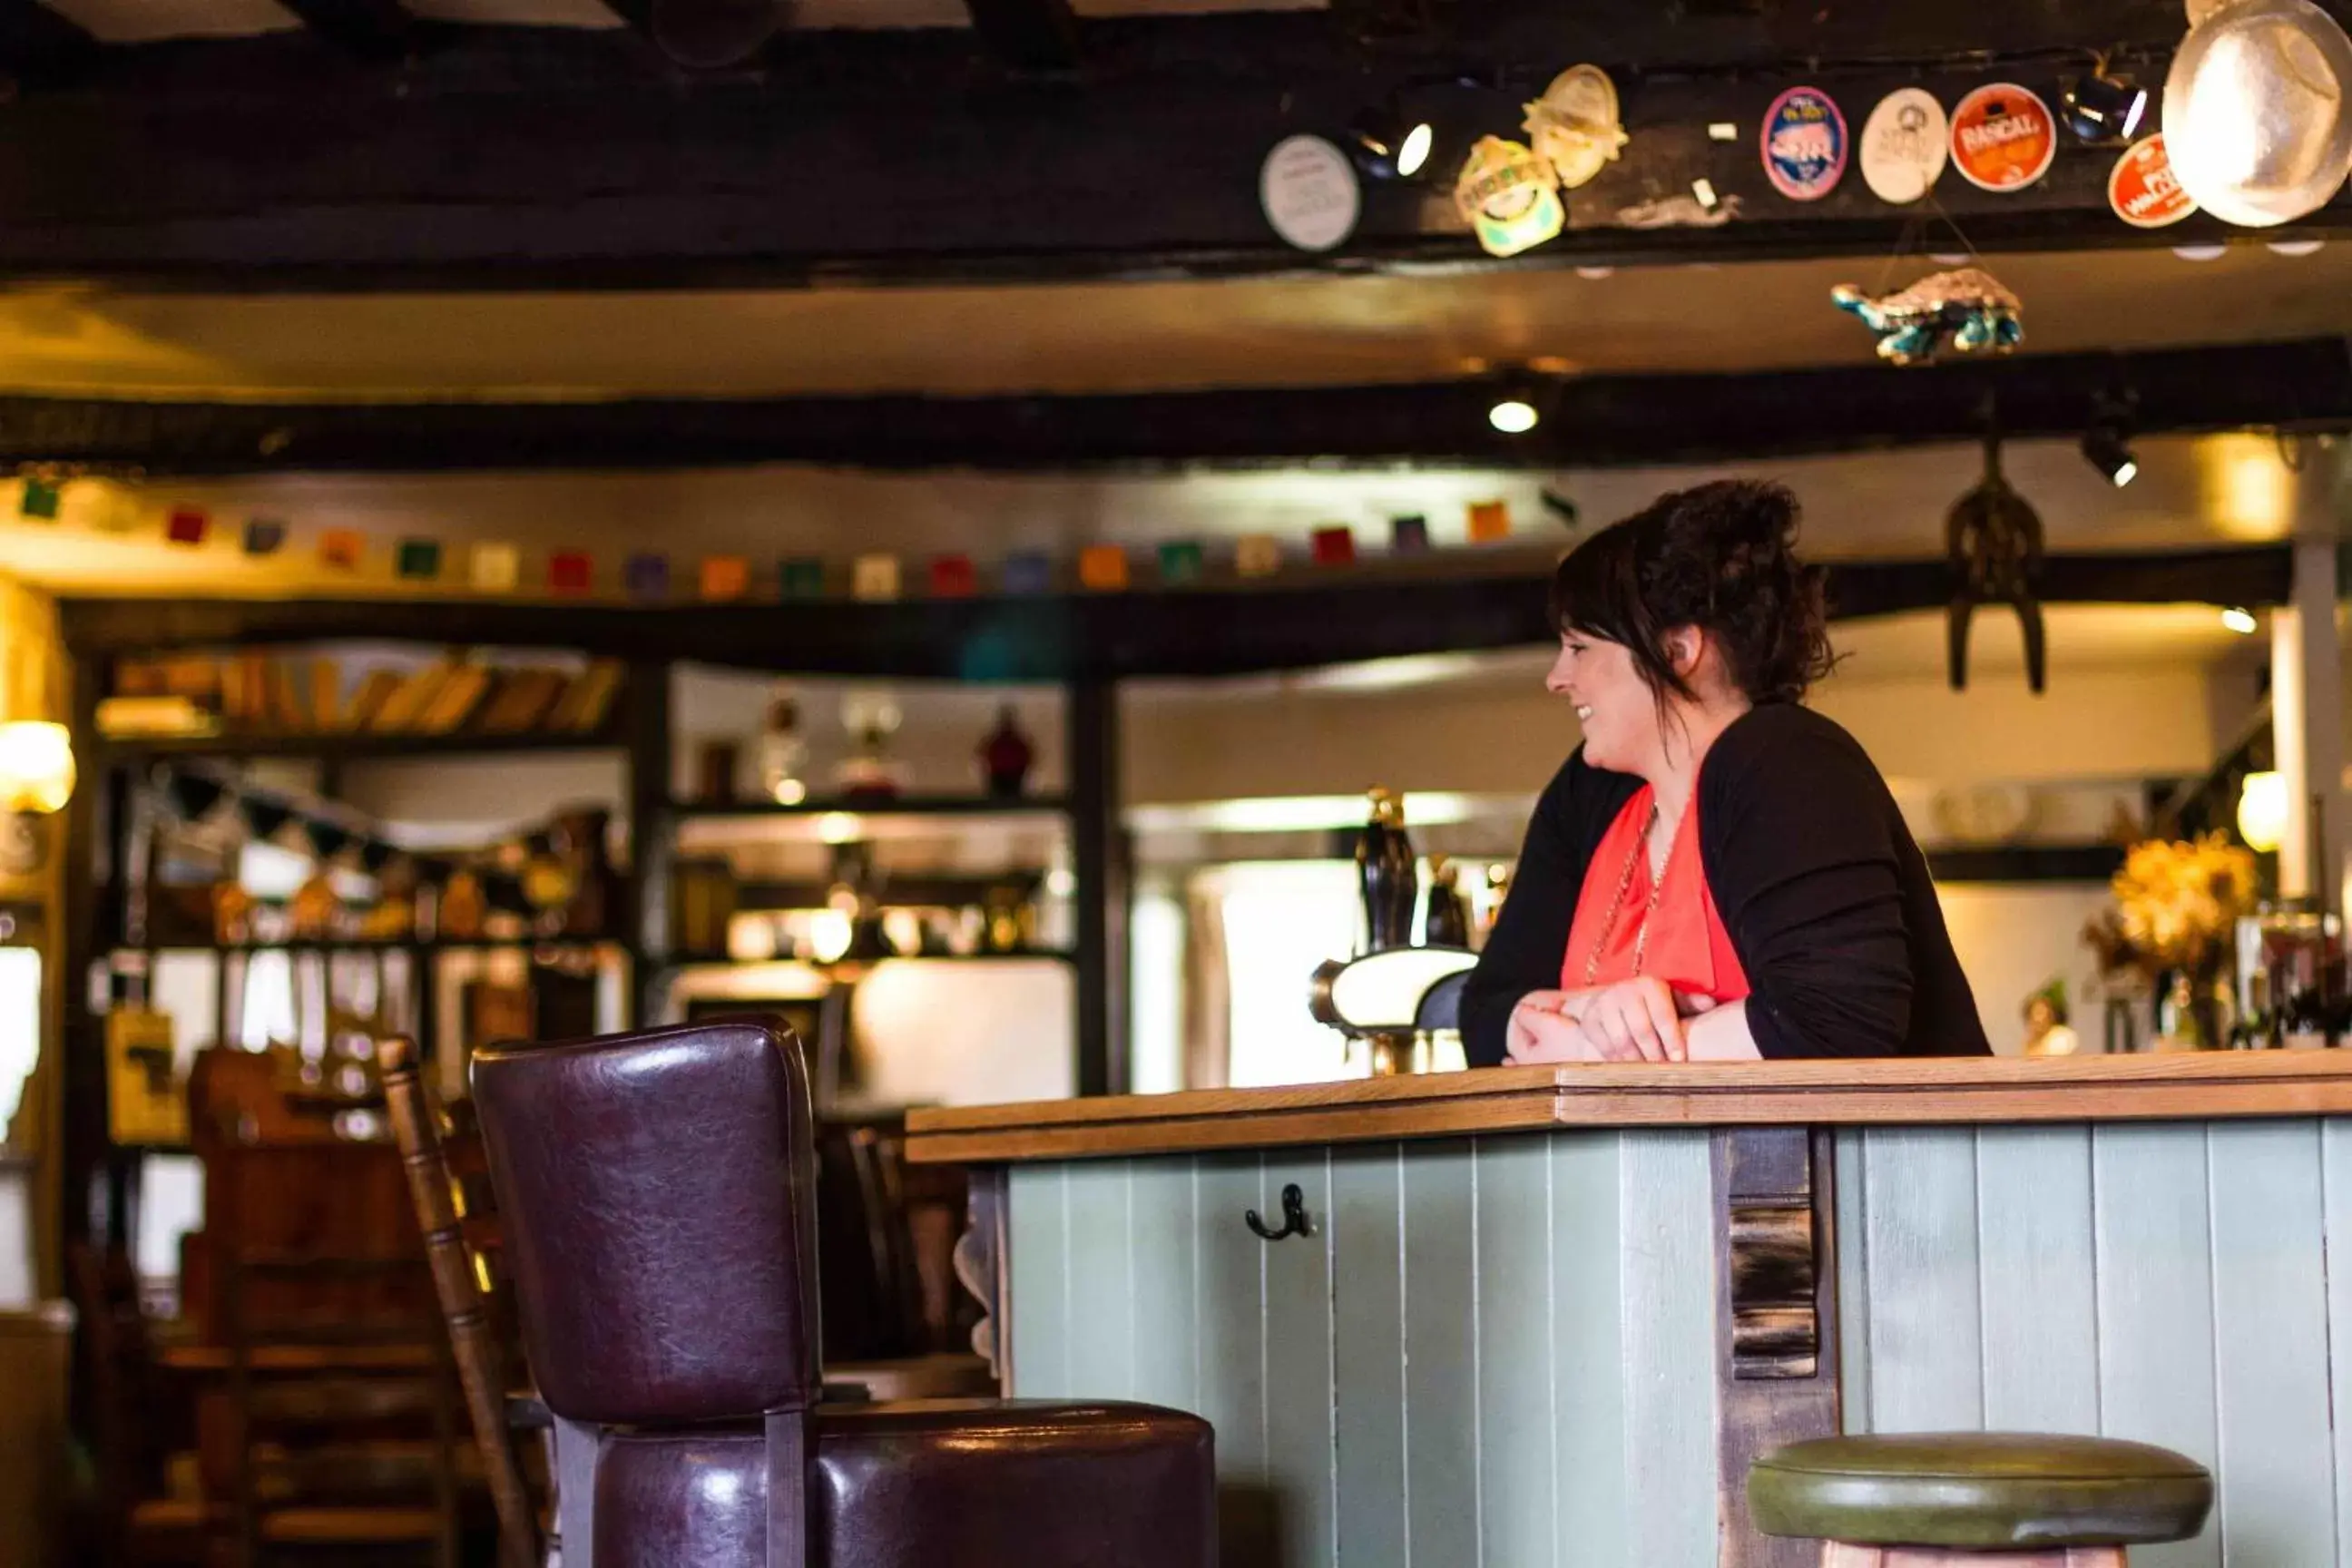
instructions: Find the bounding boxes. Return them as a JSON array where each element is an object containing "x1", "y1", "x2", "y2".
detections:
[{"x1": 1546, "y1": 631, "x2": 1656, "y2": 774}]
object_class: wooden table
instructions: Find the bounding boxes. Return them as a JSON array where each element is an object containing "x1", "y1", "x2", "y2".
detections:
[{"x1": 907, "y1": 1054, "x2": 2352, "y2": 1568}]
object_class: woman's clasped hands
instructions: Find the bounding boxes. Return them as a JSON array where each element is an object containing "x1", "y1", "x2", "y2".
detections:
[{"x1": 1503, "y1": 978, "x2": 1719, "y2": 1063}]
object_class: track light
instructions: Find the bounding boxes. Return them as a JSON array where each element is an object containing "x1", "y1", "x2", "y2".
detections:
[
  {"x1": 2081, "y1": 418, "x2": 2139, "y2": 487},
  {"x1": 1489, "y1": 397, "x2": 1539, "y2": 435},
  {"x1": 1351, "y1": 103, "x2": 1436, "y2": 181},
  {"x1": 2063, "y1": 68, "x2": 2148, "y2": 143},
  {"x1": 2221, "y1": 606, "x2": 2259, "y2": 635}
]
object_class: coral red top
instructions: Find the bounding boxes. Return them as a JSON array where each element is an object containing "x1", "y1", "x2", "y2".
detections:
[{"x1": 1559, "y1": 786, "x2": 1751, "y2": 1002}]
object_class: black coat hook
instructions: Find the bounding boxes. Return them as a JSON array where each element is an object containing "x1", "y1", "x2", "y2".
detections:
[{"x1": 1245, "y1": 1183, "x2": 1309, "y2": 1241}]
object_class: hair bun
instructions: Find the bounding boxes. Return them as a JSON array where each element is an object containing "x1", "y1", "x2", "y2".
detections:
[{"x1": 1547, "y1": 478, "x2": 1835, "y2": 705}]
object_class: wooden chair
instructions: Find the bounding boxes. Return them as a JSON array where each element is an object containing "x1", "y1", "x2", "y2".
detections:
[
  {"x1": 68, "y1": 1241, "x2": 213, "y2": 1567},
  {"x1": 221, "y1": 1249, "x2": 461, "y2": 1568},
  {"x1": 377, "y1": 1035, "x2": 548, "y2": 1568}
]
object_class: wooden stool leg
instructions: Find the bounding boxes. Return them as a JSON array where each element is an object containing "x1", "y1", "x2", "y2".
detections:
[{"x1": 1823, "y1": 1546, "x2": 2129, "y2": 1568}]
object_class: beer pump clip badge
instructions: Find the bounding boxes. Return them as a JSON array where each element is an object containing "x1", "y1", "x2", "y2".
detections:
[
  {"x1": 1454, "y1": 135, "x2": 1565, "y2": 258},
  {"x1": 1760, "y1": 86, "x2": 1850, "y2": 200},
  {"x1": 1524, "y1": 64, "x2": 1630, "y2": 191},
  {"x1": 1950, "y1": 83, "x2": 2058, "y2": 191},
  {"x1": 2109, "y1": 132, "x2": 2197, "y2": 227}
]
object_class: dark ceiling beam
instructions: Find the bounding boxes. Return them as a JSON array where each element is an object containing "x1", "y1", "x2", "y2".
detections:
[
  {"x1": 961, "y1": 0, "x2": 1079, "y2": 73},
  {"x1": 0, "y1": 0, "x2": 97, "y2": 86},
  {"x1": 54, "y1": 545, "x2": 2293, "y2": 678},
  {"x1": 0, "y1": 9, "x2": 2336, "y2": 289},
  {"x1": 273, "y1": 0, "x2": 429, "y2": 62},
  {"x1": 4, "y1": 339, "x2": 2346, "y2": 476}
]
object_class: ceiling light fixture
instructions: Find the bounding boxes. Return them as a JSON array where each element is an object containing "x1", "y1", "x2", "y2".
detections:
[
  {"x1": 1351, "y1": 103, "x2": 1437, "y2": 181},
  {"x1": 2221, "y1": 605, "x2": 2259, "y2": 634},
  {"x1": 2063, "y1": 64, "x2": 2148, "y2": 142},
  {"x1": 2082, "y1": 394, "x2": 2141, "y2": 486},
  {"x1": 1488, "y1": 398, "x2": 1539, "y2": 435}
]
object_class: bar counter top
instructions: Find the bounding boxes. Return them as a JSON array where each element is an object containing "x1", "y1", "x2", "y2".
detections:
[{"x1": 904, "y1": 1049, "x2": 2352, "y2": 1162}]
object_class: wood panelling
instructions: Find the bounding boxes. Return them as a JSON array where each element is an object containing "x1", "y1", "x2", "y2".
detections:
[
  {"x1": 1840, "y1": 1120, "x2": 2352, "y2": 1568},
  {"x1": 1004, "y1": 1118, "x2": 2351, "y2": 1567},
  {"x1": 908, "y1": 1054, "x2": 2352, "y2": 1163},
  {"x1": 1012, "y1": 1132, "x2": 1720, "y2": 1568}
]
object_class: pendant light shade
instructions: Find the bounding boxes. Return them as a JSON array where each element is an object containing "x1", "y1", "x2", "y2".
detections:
[{"x1": 2164, "y1": 0, "x2": 2352, "y2": 226}]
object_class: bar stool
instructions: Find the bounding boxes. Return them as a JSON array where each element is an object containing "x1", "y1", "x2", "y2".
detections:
[
  {"x1": 469, "y1": 1017, "x2": 1216, "y2": 1568},
  {"x1": 1749, "y1": 1433, "x2": 2214, "y2": 1568}
]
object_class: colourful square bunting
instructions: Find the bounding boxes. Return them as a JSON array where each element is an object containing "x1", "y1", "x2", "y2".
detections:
[
  {"x1": 1234, "y1": 534, "x2": 1283, "y2": 578},
  {"x1": 1157, "y1": 541, "x2": 1205, "y2": 583},
  {"x1": 1311, "y1": 526, "x2": 1356, "y2": 565},
  {"x1": 1077, "y1": 545, "x2": 1130, "y2": 591},
  {"x1": 19, "y1": 478, "x2": 61, "y2": 521},
  {"x1": 780, "y1": 557, "x2": 827, "y2": 599},
  {"x1": 166, "y1": 507, "x2": 209, "y2": 547},
  {"x1": 852, "y1": 554, "x2": 902, "y2": 602},
  {"x1": 548, "y1": 551, "x2": 593, "y2": 593},
  {"x1": 624, "y1": 553, "x2": 671, "y2": 600},
  {"x1": 471, "y1": 542, "x2": 521, "y2": 592},
  {"x1": 1002, "y1": 551, "x2": 1054, "y2": 595},
  {"x1": 1467, "y1": 499, "x2": 1511, "y2": 544},
  {"x1": 701, "y1": 555, "x2": 750, "y2": 602},
  {"x1": 319, "y1": 530, "x2": 365, "y2": 571},
  {"x1": 1390, "y1": 514, "x2": 1430, "y2": 553},
  {"x1": 396, "y1": 539, "x2": 442, "y2": 580},
  {"x1": 242, "y1": 518, "x2": 288, "y2": 556},
  {"x1": 929, "y1": 554, "x2": 976, "y2": 598}
]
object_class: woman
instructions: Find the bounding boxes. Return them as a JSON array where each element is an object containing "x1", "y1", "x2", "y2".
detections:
[{"x1": 1462, "y1": 479, "x2": 1989, "y2": 1064}]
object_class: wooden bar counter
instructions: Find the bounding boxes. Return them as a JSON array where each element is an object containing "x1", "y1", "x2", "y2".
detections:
[{"x1": 907, "y1": 1055, "x2": 2352, "y2": 1568}]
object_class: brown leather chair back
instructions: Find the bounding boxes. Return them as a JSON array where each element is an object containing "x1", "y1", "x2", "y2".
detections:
[{"x1": 470, "y1": 1016, "x2": 822, "y2": 1426}]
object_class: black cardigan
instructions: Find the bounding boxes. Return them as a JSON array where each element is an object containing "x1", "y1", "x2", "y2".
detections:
[{"x1": 1462, "y1": 703, "x2": 1990, "y2": 1064}]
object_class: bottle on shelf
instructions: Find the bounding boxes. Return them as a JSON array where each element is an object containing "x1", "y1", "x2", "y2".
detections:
[{"x1": 757, "y1": 691, "x2": 808, "y2": 807}]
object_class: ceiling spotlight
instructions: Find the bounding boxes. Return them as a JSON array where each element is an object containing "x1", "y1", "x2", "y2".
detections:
[
  {"x1": 1489, "y1": 398, "x2": 1539, "y2": 435},
  {"x1": 1351, "y1": 104, "x2": 1437, "y2": 181},
  {"x1": 2081, "y1": 409, "x2": 2139, "y2": 487},
  {"x1": 2063, "y1": 68, "x2": 2148, "y2": 143},
  {"x1": 2221, "y1": 606, "x2": 2259, "y2": 635}
]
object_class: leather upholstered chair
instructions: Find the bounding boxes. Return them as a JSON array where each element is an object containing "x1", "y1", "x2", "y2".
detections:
[{"x1": 469, "y1": 1017, "x2": 1216, "y2": 1568}]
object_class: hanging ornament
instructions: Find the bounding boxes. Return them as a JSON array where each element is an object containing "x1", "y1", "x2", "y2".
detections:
[
  {"x1": 2110, "y1": 133, "x2": 2200, "y2": 226},
  {"x1": 1453, "y1": 136, "x2": 1564, "y2": 258},
  {"x1": 1950, "y1": 83, "x2": 2059, "y2": 191},
  {"x1": 1859, "y1": 88, "x2": 1950, "y2": 203},
  {"x1": 1259, "y1": 134, "x2": 1361, "y2": 253},
  {"x1": 1830, "y1": 269, "x2": 2024, "y2": 365},
  {"x1": 1523, "y1": 65, "x2": 1628, "y2": 191},
  {"x1": 1760, "y1": 86, "x2": 1850, "y2": 201},
  {"x1": 1945, "y1": 430, "x2": 2048, "y2": 694},
  {"x1": 2164, "y1": 0, "x2": 2352, "y2": 227}
]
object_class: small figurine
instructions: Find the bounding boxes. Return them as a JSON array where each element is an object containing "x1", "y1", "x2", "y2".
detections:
[
  {"x1": 978, "y1": 705, "x2": 1035, "y2": 799},
  {"x1": 2022, "y1": 981, "x2": 2082, "y2": 1056},
  {"x1": 1831, "y1": 268, "x2": 2024, "y2": 365}
]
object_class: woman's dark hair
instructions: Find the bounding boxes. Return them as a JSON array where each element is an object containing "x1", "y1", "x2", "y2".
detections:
[{"x1": 1548, "y1": 478, "x2": 1835, "y2": 705}]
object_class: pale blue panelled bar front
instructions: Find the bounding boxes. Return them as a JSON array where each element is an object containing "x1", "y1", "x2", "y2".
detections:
[{"x1": 906, "y1": 1054, "x2": 2352, "y2": 1568}]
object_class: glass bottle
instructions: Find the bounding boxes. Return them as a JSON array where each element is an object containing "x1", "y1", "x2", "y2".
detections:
[{"x1": 757, "y1": 691, "x2": 808, "y2": 807}]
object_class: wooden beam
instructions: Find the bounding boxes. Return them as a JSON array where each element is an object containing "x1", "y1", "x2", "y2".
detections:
[
  {"x1": 273, "y1": 0, "x2": 428, "y2": 62},
  {"x1": 5, "y1": 340, "x2": 2346, "y2": 475},
  {"x1": 0, "y1": 12, "x2": 2332, "y2": 288},
  {"x1": 962, "y1": 0, "x2": 1079, "y2": 72},
  {"x1": 0, "y1": 0, "x2": 96, "y2": 86},
  {"x1": 53, "y1": 545, "x2": 2291, "y2": 678}
]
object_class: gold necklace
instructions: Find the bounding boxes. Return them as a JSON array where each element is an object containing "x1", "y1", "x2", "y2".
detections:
[{"x1": 1583, "y1": 802, "x2": 1667, "y2": 986}]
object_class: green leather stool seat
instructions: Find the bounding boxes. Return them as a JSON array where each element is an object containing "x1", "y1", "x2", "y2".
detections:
[{"x1": 1749, "y1": 1434, "x2": 2214, "y2": 1551}]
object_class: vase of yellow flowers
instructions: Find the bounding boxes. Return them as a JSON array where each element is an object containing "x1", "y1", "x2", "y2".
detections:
[{"x1": 2082, "y1": 832, "x2": 2259, "y2": 1050}]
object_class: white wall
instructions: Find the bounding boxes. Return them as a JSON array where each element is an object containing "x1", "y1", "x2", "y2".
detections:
[{"x1": 1932, "y1": 883, "x2": 2119, "y2": 1057}]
